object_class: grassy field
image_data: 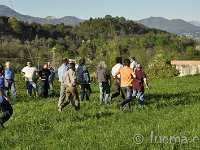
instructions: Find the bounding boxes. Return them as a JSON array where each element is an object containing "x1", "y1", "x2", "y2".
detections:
[{"x1": 0, "y1": 74, "x2": 200, "y2": 150}]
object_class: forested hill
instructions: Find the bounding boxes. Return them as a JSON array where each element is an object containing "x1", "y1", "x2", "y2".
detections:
[
  {"x1": 0, "y1": 15, "x2": 159, "y2": 41},
  {"x1": 0, "y1": 15, "x2": 199, "y2": 78},
  {"x1": 74, "y1": 16, "x2": 156, "y2": 40},
  {"x1": 0, "y1": 16, "x2": 74, "y2": 40}
]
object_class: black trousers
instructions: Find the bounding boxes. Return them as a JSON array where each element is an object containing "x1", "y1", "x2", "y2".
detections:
[
  {"x1": 41, "y1": 80, "x2": 49, "y2": 98},
  {"x1": 119, "y1": 86, "x2": 133, "y2": 109},
  {"x1": 80, "y1": 84, "x2": 91, "y2": 101},
  {"x1": 111, "y1": 79, "x2": 125, "y2": 100}
]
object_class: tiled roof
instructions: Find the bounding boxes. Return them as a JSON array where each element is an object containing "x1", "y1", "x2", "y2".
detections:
[{"x1": 171, "y1": 61, "x2": 200, "y2": 65}]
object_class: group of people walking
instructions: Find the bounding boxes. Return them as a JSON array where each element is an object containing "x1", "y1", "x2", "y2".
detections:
[
  {"x1": 0, "y1": 56, "x2": 149, "y2": 129},
  {"x1": 57, "y1": 56, "x2": 149, "y2": 112},
  {"x1": 96, "y1": 56, "x2": 149, "y2": 110}
]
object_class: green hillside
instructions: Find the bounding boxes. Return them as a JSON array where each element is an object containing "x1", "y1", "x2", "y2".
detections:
[
  {"x1": 0, "y1": 74, "x2": 200, "y2": 149},
  {"x1": 0, "y1": 15, "x2": 199, "y2": 79}
]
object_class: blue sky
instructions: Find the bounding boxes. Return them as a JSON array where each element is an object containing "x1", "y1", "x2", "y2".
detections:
[{"x1": 0, "y1": 0, "x2": 199, "y2": 21}]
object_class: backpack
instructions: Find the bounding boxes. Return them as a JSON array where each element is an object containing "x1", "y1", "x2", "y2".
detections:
[{"x1": 77, "y1": 65, "x2": 90, "y2": 84}]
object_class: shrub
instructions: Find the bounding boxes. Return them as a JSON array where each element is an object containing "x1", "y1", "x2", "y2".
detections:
[{"x1": 146, "y1": 49, "x2": 179, "y2": 79}]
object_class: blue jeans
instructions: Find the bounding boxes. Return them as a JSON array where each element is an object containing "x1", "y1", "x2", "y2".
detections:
[
  {"x1": 26, "y1": 81, "x2": 38, "y2": 96},
  {"x1": 99, "y1": 82, "x2": 110, "y2": 104},
  {"x1": 4, "y1": 79, "x2": 17, "y2": 99},
  {"x1": 132, "y1": 89, "x2": 145, "y2": 105}
]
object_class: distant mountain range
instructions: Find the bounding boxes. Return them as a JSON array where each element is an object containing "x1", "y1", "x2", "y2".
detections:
[
  {"x1": 0, "y1": 5, "x2": 83, "y2": 25},
  {"x1": 137, "y1": 17, "x2": 200, "y2": 40},
  {"x1": 1, "y1": 5, "x2": 200, "y2": 39},
  {"x1": 137, "y1": 17, "x2": 200, "y2": 34}
]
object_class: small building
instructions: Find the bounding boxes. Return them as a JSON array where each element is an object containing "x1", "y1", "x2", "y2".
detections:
[{"x1": 171, "y1": 60, "x2": 200, "y2": 76}]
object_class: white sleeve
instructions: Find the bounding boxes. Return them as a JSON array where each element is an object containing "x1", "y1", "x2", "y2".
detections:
[{"x1": 21, "y1": 67, "x2": 26, "y2": 73}]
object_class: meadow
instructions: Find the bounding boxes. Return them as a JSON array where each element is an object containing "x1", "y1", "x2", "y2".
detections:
[{"x1": 0, "y1": 74, "x2": 200, "y2": 150}]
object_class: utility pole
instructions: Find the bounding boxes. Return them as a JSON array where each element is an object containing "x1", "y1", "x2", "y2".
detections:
[{"x1": 52, "y1": 47, "x2": 56, "y2": 68}]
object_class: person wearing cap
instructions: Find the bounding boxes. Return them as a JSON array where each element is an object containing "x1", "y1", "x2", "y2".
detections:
[
  {"x1": 129, "y1": 56, "x2": 138, "y2": 70},
  {"x1": 69, "y1": 59, "x2": 76, "y2": 64},
  {"x1": 4, "y1": 62, "x2": 17, "y2": 99},
  {"x1": 21, "y1": 62, "x2": 38, "y2": 97}
]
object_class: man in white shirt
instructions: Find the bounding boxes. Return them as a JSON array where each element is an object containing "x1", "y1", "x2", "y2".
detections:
[
  {"x1": 129, "y1": 56, "x2": 138, "y2": 70},
  {"x1": 21, "y1": 62, "x2": 38, "y2": 97},
  {"x1": 109, "y1": 57, "x2": 125, "y2": 102}
]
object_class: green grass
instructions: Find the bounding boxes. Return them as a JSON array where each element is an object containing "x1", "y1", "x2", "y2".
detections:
[{"x1": 1, "y1": 75, "x2": 200, "y2": 150}]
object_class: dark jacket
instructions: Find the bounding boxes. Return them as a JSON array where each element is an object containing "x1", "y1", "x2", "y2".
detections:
[
  {"x1": 38, "y1": 68, "x2": 51, "y2": 82},
  {"x1": 0, "y1": 95, "x2": 13, "y2": 113},
  {"x1": 76, "y1": 65, "x2": 90, "y2": 84}
]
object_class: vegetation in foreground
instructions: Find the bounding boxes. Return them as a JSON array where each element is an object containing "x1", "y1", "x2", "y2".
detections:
[{"x1": 0, "y1": 74, "x2": 200, "y2": 149}]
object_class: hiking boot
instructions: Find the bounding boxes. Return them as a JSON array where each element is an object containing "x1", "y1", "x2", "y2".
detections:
[
  {"x1": 117, "y1": 104, "x2": 123, "y2": 111},
  {"x1": 33, "y1": 92, "x2": 38, "y2": 98},
  {"x1": 75, "y1": 105, "x2": 80, "y2": 111},
  {"x1": 57, "y1": 106, "x2": 62, "y2": 112},
  {"x1": 57, "y1": 108, "x2": 62, "y2": 112},
  {"x1": 108, "y1": 95, "x2": 112, "y2": 103}
]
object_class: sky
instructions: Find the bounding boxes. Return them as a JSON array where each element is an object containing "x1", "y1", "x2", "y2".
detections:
[{"x1": 0, "y1": 0, "x2": 199, "y2": 21}]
